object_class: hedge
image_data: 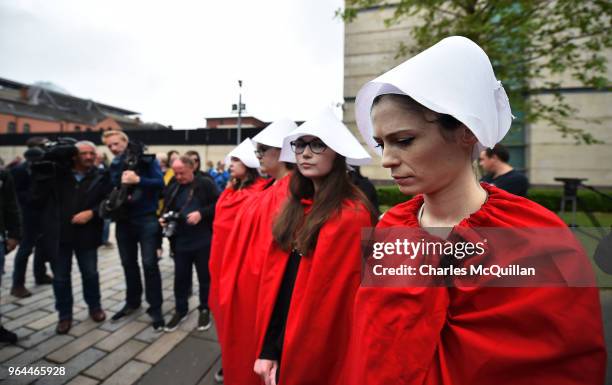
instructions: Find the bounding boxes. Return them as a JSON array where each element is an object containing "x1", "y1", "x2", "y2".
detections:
[{"x1": 375, "y1": 186, "x2": 612, "y2": 213}]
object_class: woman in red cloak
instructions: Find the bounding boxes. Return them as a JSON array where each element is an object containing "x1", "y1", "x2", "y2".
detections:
[
  {"x1": 217, "y1": 119, "x2": 298, "y2": 385},
  {"x1": 209, "y1": 138, "x2": 266, "y2": 380},
  {"x1": 345, "y1": 36, "x2": 606, "y2": 385},
  {"x1": 253, "y1": 108, "x2": 376, "y2": 385}
]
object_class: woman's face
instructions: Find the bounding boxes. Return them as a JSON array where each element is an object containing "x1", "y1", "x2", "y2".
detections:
[
  {"x1": 229, "y1": 157, "x2": 247, "y2": 179},
  {"x1": 371, "y1": 97, "x2": 472, "y2": 196},
  {"x1": 256, "y1": 144, "x2": 282, "y2": 175},
  {"x1": 295, "y1": 135, "x2": 336, "y2": 180}
]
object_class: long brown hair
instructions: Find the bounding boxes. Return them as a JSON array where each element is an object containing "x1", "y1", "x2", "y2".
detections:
[
  {"x1": 231, "y1": 165, "x2": 260, "y2": 190},
  {"x1": 272, "y1": 153, "x2": 377, "y2": 255}
]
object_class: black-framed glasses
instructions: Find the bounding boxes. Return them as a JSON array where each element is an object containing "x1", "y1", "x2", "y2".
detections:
[
  {"x1": 290, "y1": 139, "x2": 327, "y2": 154},
  {"x1": 254, "y1": 144, "x2": 272, "y2": 158}
]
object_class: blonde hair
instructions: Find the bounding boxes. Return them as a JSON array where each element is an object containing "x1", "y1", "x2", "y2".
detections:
[{"x1": 101, "y1": 130, "x2": 128, "y2": 144}]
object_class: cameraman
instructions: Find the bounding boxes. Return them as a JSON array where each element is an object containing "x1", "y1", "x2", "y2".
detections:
[
  {"x1": 160, "y1": 156, "x2": 218, "y2": 332},
  {"x1": 10, "y1": 137, "x2": 53, "y2": 299},
  {"x1": 46, "y1": 141, "x2": 111, "y2": 334},
  {"x1": 102, "y1": 130, "x2": 165, "y2": 330},
  {"x1": 26, "y1": 138, "x2": 109, "y2": 334}
]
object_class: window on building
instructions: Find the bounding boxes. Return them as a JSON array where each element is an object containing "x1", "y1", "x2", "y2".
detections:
[
  {"x1": 75, "y1": 125, "x2": 81, "y2": 131},
  {"x1": 23, "y1": 123, "x2": 31, "y2": 133},
  {"x1": 8, "y1": 121, "x2": 16, "y2": 133}
]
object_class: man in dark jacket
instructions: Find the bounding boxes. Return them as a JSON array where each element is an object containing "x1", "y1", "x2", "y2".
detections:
[
  {"x1": 103, "y1": 130, "x2": 165, "y2": 331},
  {"x1": 479, "y1": 144, "x2": 529, "y2": 197},
  {"x1": 0, "y1": 168, "x2": 21, "y2": 343},
  {"x1": 40, "y1": 140, "x2": 111, "y2": 334},
  {"x1": 160, "y1": 156, "x2": 218, "y2": 332},
  {"x1": 10, "y1": 137, "x2": 53, "y2": 298}
]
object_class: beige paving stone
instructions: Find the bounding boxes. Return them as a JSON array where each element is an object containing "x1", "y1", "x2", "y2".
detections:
[
  {"x1": 69, "y1": 319, "x2": 102, "y2": 337},
  {"x1": 99, "y1": 360, "x2": 151, "y2": 385},
  {"x1": 18, "y1": 324, "x2": 58, "y2": 349},
  {"x1": 135, "y1": 329, "x2": 188, "y2": 364},
  {"x1": 65, "y1": 375, "x2": 100, "y2": 385},
  {"x1": 4, "y1": 296, "x2": 55, "y2": 319},
  {"x1": 0, "y1": 345, "x2": 24, "y2": 362},
  {"x1": 94, "y1": 321, "x2": 148, "y2": 352},
  {"x1": 27, "y1": 311, "x2": 59, "y2": 330},
  {"x1": 6, "y1": 335, "x2": 73, "y2": 366},
  {"x1": 179, "y1": 309, "x2": 199, "y2": 332},
  {"x1": 84, "y1": 340, "x2": 147, "y2": 380},
  {"x1": 16, "y1": 288, "x2": 54, "y2": 306},
  {"x1": 38, "y1": 348, "x2": 106, "y2": 385},
  {"x1": 3, "y1": 310, "x2": 50, "y2": 330},
  {"x1": 73, "y1": 308, "x2": 92, "y2": 322},
  {"x1": 46, "y1": 329, "x2": 110, "y2": 363}
]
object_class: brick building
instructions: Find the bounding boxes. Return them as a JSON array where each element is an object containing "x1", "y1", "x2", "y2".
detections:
[{"x1": 0, "y1": 77, "x2": 166, "y2": 134}]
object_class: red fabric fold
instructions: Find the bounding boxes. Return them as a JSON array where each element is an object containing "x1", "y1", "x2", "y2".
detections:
[
  {"x1": 218, "y1": 174, "x2": 292, "y2": 385},
  {"x1": 345, "y1": 183, "x2": 606, "y2": 385},
  {"x1": 209, "y1": 177, "x2": 267, "y2": 341},
  {"x1": 255, "y1": 198, "x2": 374, "y2": 385}
]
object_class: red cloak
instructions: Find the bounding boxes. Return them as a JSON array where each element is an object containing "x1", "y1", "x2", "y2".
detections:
[
  {"x1": 218, "y1": 174, "x2": 292, "y2": 385},
  {"x1": 345, "y1": 183, "x2": 606, "y2": 385},
  {"x1": 255, "y1": 198, "x2": 374, "y2": 385},
  {"x1": 209, "y1": 177, "x2": 267, "y2": 338}
]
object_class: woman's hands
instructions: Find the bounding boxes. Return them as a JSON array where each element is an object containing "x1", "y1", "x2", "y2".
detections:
[{"x1": 254, "y1": 359, "x2": 279, "y2": 385}]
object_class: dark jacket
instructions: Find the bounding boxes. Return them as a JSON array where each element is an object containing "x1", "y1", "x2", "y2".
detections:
[
  {"x1": 10, "y1": 161, "x2": 43, "y2": 230},
  {"x1": 108, "y1": 152, "x2": 164, "y2": 218},
  {"x1": 162, "y1": 174, "x2": 218, "y2": 252},
  {"x1": 58, "y1": 167, "x2": 112, "y2": 249},
  {"x1": 0, "y1": 169, "x2": 22, "y2": 240},
  {"x1": 34, "y1": 165, "x2": 111, "y2": 252}
]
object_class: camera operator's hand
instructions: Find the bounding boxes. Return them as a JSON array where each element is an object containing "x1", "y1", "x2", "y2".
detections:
[
  {"x1": 6, "y1": 238, "x2": 19, "y2": 253},
  {"x1": 72, "y1": 210, "x2": 94, "y2": 225},
  {"x1": 121, "y1": 170, "x2": 141, "y2": 185},
  {"x1": 186, "y1": 211, "x2": 202, "y2": 225}
]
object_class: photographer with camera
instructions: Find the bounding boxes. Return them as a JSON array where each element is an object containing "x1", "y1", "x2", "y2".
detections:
[
  {"x1": 102, "y1": 130, "x2": 165, "y2": 331},
  {"x1": 27, "y1": 139, "x2": 110, "y2": 334},
  {"x1": 159, "y1": 155, "x2": 218, "y2": 332}
]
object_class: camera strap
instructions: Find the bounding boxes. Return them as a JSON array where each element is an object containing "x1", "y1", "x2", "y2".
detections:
[{"x1": 165, "y1": 181, "x2": 196, "y2": 215}]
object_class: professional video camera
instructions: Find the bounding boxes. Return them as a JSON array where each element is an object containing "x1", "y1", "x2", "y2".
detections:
[
  {"x1": 160, "y1": 211, "x2": 181, "y2": 238},
  {"x1": 25, "y1": 137, "x2": 78, "y2": 179},
  {"x1": 99, "y1": 141, "x2": 155, "y2": 220}
]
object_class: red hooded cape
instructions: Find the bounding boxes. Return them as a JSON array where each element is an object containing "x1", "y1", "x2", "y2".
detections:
[
  {"x1": 345, "y1": 183, "x2": 606, "y2": 385},
  {"x1": 209, "y1": 177, "x2": 267, "y2": 338},
  {"x1": 255, "y1": 198, "x2": 373, "y2": 385},
  {"x1": 218, "y1": 174, "x2": 292, "y2": 385}
]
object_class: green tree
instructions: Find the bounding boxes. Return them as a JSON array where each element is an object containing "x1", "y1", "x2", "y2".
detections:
[{"x1": 339, "y1": 0, "x2": 611, "y2": 144}]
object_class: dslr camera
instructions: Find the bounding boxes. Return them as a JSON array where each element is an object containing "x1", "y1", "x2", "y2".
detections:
[
  {"x1": 161, "y1": 211, "x2": 181, "y2": 238},
  {"x1": 99, "y1": 141, "x2": 155, "y2": 220}
]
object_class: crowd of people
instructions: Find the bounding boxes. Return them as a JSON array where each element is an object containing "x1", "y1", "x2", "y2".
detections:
[{"x1": 0, "y1": 35, "x2": 606, "y2": 385}]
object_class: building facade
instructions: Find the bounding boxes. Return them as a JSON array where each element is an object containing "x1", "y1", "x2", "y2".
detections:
[
  {"x1": 0, "y1": 77, "x2": 166, "y2": 134},
  {"x1": 343, "y1": 6, "x2": 612, "y2": 186}
]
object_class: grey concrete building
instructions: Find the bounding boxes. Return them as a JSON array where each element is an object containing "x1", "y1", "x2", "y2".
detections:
[{"x1": 343, "y1": 6, "x2": 612, "y2": 187}]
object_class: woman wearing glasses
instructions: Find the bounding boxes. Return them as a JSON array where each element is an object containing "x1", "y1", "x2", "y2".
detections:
[
  {"x1": 209, "y1": 139, "x2": 266, "y2": 351},
  {"x1": 253, "y1": 108, "x2": 376, "y2": 385},
  {"x1": 345, "y1": 36, "x2": 605, "y2": 384},
  {"x1": 254, "y1": 110, "x2": 374, "y2": 385},
  {"x1": 217, "y1": 119, "x2": 297, "y2": 385}
]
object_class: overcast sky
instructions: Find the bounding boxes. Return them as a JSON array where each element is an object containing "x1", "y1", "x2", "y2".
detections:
[{"x1": 0, "y1": 0, "x2": 345, "y2": 128}]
